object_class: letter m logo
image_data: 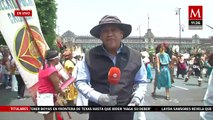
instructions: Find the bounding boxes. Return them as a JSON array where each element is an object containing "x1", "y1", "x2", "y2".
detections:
[{"x1": 188, "y1": 6, "x2": 203, "y2": 20}]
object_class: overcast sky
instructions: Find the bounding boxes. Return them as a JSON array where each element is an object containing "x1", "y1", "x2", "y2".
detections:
[{"x1": 55, "y1": 0, "x2": 213, "y2": 38}]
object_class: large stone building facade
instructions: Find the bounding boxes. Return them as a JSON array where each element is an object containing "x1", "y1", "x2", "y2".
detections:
[{"x1": 60, "y1": 29, "x2": 213, "y2": 53}]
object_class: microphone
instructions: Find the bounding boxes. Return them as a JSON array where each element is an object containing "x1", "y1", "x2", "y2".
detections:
[
  {"x1": 108, "y1": 67, "x2": 121, "y2": 85},
  {"x1": 108, "y1": 67, "x2": 120, "y2": 98}
]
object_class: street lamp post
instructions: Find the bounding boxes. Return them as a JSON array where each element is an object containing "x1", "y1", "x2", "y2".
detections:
[{"x1": 176, "y1": 8, "x2": 181, "y2": 53}]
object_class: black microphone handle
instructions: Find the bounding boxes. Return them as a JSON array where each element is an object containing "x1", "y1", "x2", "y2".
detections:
[{"x1": 109, "y1": 84, "x2": 116, "y2": 95}]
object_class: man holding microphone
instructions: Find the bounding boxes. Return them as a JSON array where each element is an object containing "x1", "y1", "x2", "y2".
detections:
[{"x1": 75, "y1": 15, "x2": 147, "y2": 120}]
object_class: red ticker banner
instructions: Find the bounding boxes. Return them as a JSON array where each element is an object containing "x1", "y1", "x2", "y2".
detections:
[
  {"x1": 0, "y1": 106, "x2": 212, "y2": 112},
  {"x1": 0, "y1": 106, "x2": 30, "y2": 112}
]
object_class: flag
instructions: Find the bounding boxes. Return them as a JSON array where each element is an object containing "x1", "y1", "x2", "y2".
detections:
[
  {"x1": 0, "y1": 0, "x2": 49, "y2": 103},
  {"x1": 0, "y1": 0, "x2": 72, "y2": 104}
]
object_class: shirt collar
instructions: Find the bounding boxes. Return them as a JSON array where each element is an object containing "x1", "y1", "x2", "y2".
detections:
[{"x1": 101, "y1": 43, "x2": 123, "y2": 56}]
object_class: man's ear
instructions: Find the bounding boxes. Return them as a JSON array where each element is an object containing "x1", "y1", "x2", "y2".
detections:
[{"x1": 120, "y1": 31, "x2": 124, "y2": 38}]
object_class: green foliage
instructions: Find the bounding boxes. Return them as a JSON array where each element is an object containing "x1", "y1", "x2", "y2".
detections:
[
  {"x1": 35, "y1": 0, "x2": 57, "y2": 47},
  {"x1": 0, "y1": 32, "x2": 6, "y2": 45},
  {"x1": 50, "y1": 44, "x2": 59, "y2": 51}
]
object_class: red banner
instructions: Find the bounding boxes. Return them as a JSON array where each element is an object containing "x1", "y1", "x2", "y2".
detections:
[{"x1": 0, "y1": 106, "x2": 30, "y2": 112}]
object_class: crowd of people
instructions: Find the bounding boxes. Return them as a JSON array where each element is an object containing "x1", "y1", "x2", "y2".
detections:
[
  {"x1": 148, "y1": 43, "x2": 212, "y2": 100},
  {"x1": 0, "y1": 15, "x2": 212, "y2": 120},
  {"x1": 0, "y1": 45, "x2": 26, "y2": 100}
]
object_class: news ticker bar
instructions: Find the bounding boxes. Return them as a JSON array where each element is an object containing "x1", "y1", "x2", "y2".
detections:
[{"x1": 1, "y1": 106, "x2": 213, "y2": 112}]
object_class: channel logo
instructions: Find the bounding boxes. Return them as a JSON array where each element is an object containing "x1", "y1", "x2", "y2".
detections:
[{"x1": 188, "y1": 6, "x2": 203, "y2": 30}]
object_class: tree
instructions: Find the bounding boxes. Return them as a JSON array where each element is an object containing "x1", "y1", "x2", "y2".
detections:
[{"x1": 35, "y1": 0, "x2": 57, "y2": 47}]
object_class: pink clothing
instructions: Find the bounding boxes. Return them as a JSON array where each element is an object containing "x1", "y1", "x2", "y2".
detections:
[{"x1": 38, "y1": 64, "x2": 59, "y2": 94}]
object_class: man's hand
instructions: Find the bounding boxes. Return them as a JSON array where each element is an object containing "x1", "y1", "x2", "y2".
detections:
[
  {"x1": 98, "y1": 94, "x2": 118, "y2": 106},
  {"x1": 128, "y1": 96, "x2": 141, "y2": 106}
]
